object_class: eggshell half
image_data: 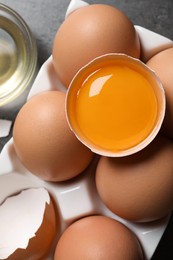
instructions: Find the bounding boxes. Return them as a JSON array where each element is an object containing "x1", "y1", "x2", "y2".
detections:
[{"x1": 0, "y1": 188, "x2": 57, "y2": 260}]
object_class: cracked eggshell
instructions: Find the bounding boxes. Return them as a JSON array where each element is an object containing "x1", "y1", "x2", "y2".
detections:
[
  {"x1": 0, "y1": 187, "x2": 58, "y2": 260},
  {"x1": 13, "y1": 90, "x2": 94, "y2": 182}
]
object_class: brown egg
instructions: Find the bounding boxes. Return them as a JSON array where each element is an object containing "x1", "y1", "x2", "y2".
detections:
[
  {"x1": 13, "y1": 91, "x2": 93, "y2": 182},
  {"x1": 52, "y1": 4, "x2": 140, "y2": 87},
  {"x1": 54, "y1": 215, "x2": 144, "y2": 260},
  {"x1": 95, "y1": 135, "x2": 173, "y2": 222},
  {"x1": 0, "y1": 188, "x2": 58, "y2": 260},
  {"x1": 146, "y1": 47, "x2": 173, "y2": 139}
]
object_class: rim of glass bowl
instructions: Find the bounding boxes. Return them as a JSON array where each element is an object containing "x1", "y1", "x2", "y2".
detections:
[{"x1": 0, "y1": 3, "x2": 37, "y2": 106}]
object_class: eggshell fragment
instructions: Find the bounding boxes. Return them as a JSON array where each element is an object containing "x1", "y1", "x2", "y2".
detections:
[
  {"x1": 13, "y1": 91, "x2": 93, "y2": 182},
  {"x1": 95, "y1": 135, "x2": 173, "y2": 222},
  {"x1": 0, "y1": 119, "x2": 12, "y2": 138},
  {"x1": 54, "y1": 215, "x2": 144, "y2": 260},
  {"x1": 0, "y1": 188, "x2": 57, "y2": 260},
  {"x1": 52, "y1": 4, "x2": 140, "y2": 87},
  {"x1": 146, "y1": 47, "x2": 173, "y2": 139}
]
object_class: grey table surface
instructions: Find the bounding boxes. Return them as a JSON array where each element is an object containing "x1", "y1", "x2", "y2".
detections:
[{"x1": 0, "y1": 0, "x2": 173, "y2": 259}]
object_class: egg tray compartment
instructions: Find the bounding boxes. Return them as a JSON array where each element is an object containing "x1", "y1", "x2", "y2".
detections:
[{"x1": 0, "y1": 10, "x2": 173, "y2": 260}]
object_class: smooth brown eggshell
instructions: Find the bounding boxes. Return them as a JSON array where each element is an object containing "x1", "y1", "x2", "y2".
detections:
[
  {"x1": 146, "y1": 47, "x2": 173, "y2": 139},
  {"x1": 13, "y1": 91, "x2": 93, "y2": 182},
  {"x1": 95, "y1": 135, "x2": 173, "y2": 222},
  {"x1": 54, "y1": 215, "x2": 144, "y2": 260},
  {"x1": 52, "y1": 4, "x2": 140, "y2": 87}
]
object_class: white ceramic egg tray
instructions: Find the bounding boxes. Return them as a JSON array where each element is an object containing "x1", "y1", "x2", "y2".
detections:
[{"x1": 1, "y1": 0, "x2": 173, "y2": 259}]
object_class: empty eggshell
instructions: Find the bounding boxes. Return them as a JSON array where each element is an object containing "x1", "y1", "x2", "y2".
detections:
[
  {"x1": 13, "y1": 91, "x2": 93, "y2": 182},
  {"x1": 146, "y1": 47, "x2": 173, "y2": 139},
  {"x1": 54, "y1": 215, "x2": 144, "y2": 260},
  {"x1": 95, "y1": 134, "x2": 173, "y2": 222},
  {"x1": 0, "y1": 187, "x2": 57, "y2": 260},
  {"x1": 52, "y1": 4, "x2": 140, "y2": 87}
]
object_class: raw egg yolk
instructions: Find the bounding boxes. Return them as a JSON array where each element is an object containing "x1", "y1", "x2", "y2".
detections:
[{"x1": 70, "y1": 61, "x2": 158, "y2": 153}]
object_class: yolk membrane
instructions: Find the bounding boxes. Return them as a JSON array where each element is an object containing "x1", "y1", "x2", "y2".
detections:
[{"x1": 74, "y1": 63, "x2": 158, "y2": 152}]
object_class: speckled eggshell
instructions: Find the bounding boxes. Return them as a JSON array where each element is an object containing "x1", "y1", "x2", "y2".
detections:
[
  {"x1": 52, "y1": 4, "x2": 140, "y2": 87},
  {"x1": 13, "y1": 91, "x2": 94, "y2": 182},
  {"x1": 95, "y1": 134, "x2": 173, "y2": 222}
]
